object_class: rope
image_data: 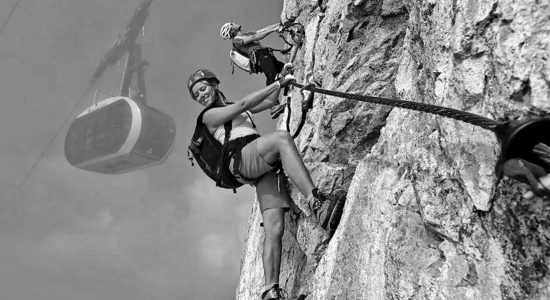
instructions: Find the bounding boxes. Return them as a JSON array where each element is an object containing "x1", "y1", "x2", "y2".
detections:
[
  {"x1": 285, "y1": 84, "x2": 315, "y2": 138},
  {"x1": 289, "y1": 82, "x2": 504, "y2": 132},
  {"x1": 278, "y1": 22, "x2": 304, "y2": 49}
]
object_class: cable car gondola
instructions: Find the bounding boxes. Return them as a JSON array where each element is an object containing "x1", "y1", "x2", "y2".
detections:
[
  {"x1": 64, "y1": 0, "x2": 175, "y2": 174},
  {"x1": 65, "y1": 96, "x2": 175, "y2": 174}
]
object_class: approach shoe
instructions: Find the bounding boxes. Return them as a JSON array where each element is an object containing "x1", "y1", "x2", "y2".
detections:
[
  {"x1": 259, "y1": 283, "x2": 287, "y2": 300},
  {"x1": 309, "y1": 188, "x2": 347, "y2": 236}
]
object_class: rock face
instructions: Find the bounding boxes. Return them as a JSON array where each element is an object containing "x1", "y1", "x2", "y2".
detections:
[{"x1": 237, "y1": 0, "x2": 550, "y2": 299}]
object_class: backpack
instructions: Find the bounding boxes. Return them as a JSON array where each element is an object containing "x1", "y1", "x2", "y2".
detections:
[
  {"x1": 229, "y1": 44, "x2": 256, "y2": 74},
  {"x1": 187, "y1": 107, "x2": 258, "y2": 191},
  {"x1": 230, "y1": 46, "x2": 252, "y2": 73}
]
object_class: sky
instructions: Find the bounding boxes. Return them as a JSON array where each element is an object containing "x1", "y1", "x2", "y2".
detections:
[{"x1": 0, "y1": 0, "x2": 284, "y2": 299}]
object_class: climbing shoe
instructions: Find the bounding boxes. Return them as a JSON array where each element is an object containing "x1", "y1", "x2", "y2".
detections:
[
  {"x1": 270, "y1": 103, "x2": 286, "y2": 119},
  {"x1": 502, "y1": 158, "x2": 550, "y2": 198},
  {"x1": 259, "y1": 283, "x2": 287, "y2": 300},
  {"x1": 309, "y1": 188, "x2": 347, "y2": 236}
]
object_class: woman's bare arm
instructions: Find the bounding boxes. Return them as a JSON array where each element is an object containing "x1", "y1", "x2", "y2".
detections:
[
  {"x1": 248, "y1": 89, "x2": 281, "y2": 114},
  {"x1": 248, "y1": 63, "x2": 294, "y2": 114},
  {"x1": 203, "y1": 82, "x2": 281, "y2": 127}
]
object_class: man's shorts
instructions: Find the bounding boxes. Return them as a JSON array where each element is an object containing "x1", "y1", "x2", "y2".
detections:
[
  {"x1": 230, "y1": 139, "x2": 290, "y2": 213},
  {"x1": 254, "y1": 48, "x2": 285, "y2": 85}
]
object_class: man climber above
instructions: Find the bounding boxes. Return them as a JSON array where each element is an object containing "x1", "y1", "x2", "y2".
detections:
[{"x1": 220, "y1": 22, "x2": 292, "y2": 118}]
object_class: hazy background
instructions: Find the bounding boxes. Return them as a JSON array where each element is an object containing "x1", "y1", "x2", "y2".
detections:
[{"x1": 0, "y1": 0, "x2": 284, "y2": 299}]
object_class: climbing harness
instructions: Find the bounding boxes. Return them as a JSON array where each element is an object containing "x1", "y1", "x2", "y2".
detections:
[
  {"x1": 187, "y1": 94, "x2": 284, "y2": 192},
  {"x1": 229, "y1": 45, "x2": 291, "y2": 75},
  {"x1": 285, "y1": 80, "x2": 550, "y2": 175}
]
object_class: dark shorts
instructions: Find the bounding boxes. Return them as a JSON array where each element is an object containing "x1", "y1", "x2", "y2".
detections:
[
  {"x1": 255, "y1": 48, "x2": 285, "y2": 85},
  {"x1": 230, "y1": 139, "x2": 290, "y2": 213}
]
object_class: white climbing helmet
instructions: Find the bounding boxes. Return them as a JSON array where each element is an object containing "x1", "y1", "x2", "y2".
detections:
[{"x1": 220, "y1": 22, "x2": 235, "y2": 40}]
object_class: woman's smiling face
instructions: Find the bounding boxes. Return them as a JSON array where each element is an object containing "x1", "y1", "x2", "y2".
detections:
[{"x1": 192, "y1": 80, "x2": 217, "y2": 106}]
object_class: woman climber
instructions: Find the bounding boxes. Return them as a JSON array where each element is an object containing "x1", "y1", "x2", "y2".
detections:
[
  {"x1": 220, "y1": 22, "x2": 292, "y2": 119},
  {"x1": 187, "y1": 68, "x2": 346, "y2": 300}
]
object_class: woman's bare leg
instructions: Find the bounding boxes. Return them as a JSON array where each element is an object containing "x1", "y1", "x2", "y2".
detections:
[
  {"x1": 256, "y1": 131, "x2": 315, "y2": 197},
  {"x1": 261, "y1": 207, "x2": 285, "y2": 285}
]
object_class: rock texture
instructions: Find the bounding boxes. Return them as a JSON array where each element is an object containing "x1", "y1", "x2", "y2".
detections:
[{"x1": 237, "y1": 0, "x2": 550, "y2": 299}]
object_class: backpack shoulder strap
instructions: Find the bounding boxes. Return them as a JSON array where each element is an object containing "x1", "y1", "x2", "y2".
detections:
[
  {"x1": 223, "y1": 121, "x2": 232, "y2": 144},
  {"x1": 214, "y1": 119, "x2": 232, "y2": 187},
  {"x1": 197, "y1": 101, "x2": 234, "y2": 126},
  {"x1": 222, "y1": 107, "x2": 234, "y2": 143},
  {"x1": 197, "y1": 103, "x2": 239, "y2": 135},
  {"x1": 197, "y1": 106, "x2": 214, "y2": 125},
  {"x1": 232, "y1": 41, "x2": 249, "y2": 57}
]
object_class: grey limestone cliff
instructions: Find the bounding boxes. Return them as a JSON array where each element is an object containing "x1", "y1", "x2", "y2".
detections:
[{"x1": 237, "y1": 0, "x2": 550, "y2": 299}]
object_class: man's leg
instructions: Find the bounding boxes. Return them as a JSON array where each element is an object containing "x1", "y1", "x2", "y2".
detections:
[
  {"x1": 259, "y1": 54, "x2": 283, "y2": 85},
  {"x1": 258, "y1": 54, "x2": 287, "y2": 119},
  {"x1": 261, "y1": 207, "x2": 285, "y2": 286}
]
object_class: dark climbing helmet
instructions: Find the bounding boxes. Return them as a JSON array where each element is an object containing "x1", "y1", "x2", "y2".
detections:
[{"x1": 187, "y1": 69, "x2": 220, "y2": 99}]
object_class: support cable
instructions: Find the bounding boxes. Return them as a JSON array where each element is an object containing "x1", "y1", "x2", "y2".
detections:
[
  {"x1": 16, "y1": 84, "x2": 93, "y2": 190},
  {"x1": 0, "y1": 0, "x2": 21, "y2": 38},
  {"x1": 1, "y1": 83, "x2": 93, "y2": 220}
]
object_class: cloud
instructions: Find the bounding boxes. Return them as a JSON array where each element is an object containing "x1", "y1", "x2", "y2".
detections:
[
  {"x1": 1, "y1": 175, "x2": 254, "y2": 298},
  {"x1": 199, "y1": 232, "x2": 234, "y2": 270}
]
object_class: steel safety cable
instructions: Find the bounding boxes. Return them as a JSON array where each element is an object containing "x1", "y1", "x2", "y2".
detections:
[{"x1": 290, "y1": 81, "x2": 504, "y2": 132}]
